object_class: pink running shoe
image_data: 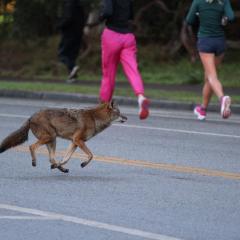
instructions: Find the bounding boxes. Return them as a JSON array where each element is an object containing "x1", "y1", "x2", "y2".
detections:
[
  {"x1": 194, "y1": 105, "x2": 206, "y2": 120},
  {"x1": 139, "y1": 98, "x2": 150, "y2": 120},
  {"x1": 220, "y1": 96, "x2": 231, "y2": 119}
]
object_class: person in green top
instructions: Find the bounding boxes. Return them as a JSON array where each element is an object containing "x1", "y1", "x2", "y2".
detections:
[{"x1": 186, "y1": 0, "x2": 234, "y2": 120}]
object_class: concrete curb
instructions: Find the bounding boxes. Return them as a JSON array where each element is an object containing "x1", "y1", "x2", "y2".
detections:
[{"x1": 1, "y1": 89, "x2": 240, "y2": 114}]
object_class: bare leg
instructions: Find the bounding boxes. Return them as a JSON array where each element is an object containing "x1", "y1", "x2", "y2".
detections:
[
  {"x1": 201, "y1": 53, "x2": 225, "y2": 108},
  {"x1": 202, "y1": 74, "x2": 213, "y2": 108},
  {"x1": 199, "y1": 53, "x2": 224, "y2": 100}
]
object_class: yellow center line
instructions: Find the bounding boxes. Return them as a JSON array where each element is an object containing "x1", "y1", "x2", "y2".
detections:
[{"x1": 15, "y1": 145, "x2": 240, "y2": 181}]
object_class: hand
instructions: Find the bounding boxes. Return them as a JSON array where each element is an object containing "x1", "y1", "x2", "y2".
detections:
[
  {"x1": 83, "y1": 26, "x2": 90, "y2": 35},
  {"x1": 221, "y1": 16, "x2": 228, "y2": 26}
]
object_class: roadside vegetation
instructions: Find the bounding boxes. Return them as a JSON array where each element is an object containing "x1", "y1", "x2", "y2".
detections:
[
  {"x1": 0, "y1": 36, "x2": 240, "y2": 104},
  {"x1": 0, "y1": 0, "x2": 239, "y2": 104}
]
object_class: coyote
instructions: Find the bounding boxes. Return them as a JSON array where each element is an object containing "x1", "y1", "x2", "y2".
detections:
[{"x1": 0, "y1": 101, "x2": 127, "y2": 173}]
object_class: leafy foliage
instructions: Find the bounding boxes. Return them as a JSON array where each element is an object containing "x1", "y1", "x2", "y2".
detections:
[{"x1": 0, "y1": 0, "x2": 239, "y2": 58}]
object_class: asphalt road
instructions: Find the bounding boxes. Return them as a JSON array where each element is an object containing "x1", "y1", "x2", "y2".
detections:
[{"x1": 0, "y1": 97, "x2": 239, "y2": 240}]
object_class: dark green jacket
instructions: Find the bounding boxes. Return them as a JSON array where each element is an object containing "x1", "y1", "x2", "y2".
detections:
[{"x1": 186, "y1": 0, "x2": 234, "y2": 37}]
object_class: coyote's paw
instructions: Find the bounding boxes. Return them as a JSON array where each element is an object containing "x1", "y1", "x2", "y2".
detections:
[
  {"x1": 50, "y1": 163, "x2": 58, "y2": 169},
  {"x1": 81, "y1": 161, "x2": 88, "y2": 168},
  {"x1": 58, "y1": 166, "x2": 69, "y2": 173},
  {"x1": 51, "y1": 163, "x2": 69, "y2": 173}
]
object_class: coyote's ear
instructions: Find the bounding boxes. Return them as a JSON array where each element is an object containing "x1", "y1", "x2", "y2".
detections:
[{"x1": 110, "y1": 99, "x2": 117, "y2": 109}]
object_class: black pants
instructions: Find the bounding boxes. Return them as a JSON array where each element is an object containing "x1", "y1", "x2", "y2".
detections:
[{"x1": 58, "y1": 32, "x2": 82, "y2": 72}]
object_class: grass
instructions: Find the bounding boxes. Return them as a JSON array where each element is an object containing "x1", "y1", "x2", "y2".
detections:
[
  {"x1": 0, "y1": 37, "x2": 240, "y2": 104},
  {"x1": 0, "y1": 80, "x2": 201, "y2": 102},
  {"x1": 1, "y1": 80, "x2": 240, "y2": 104}
]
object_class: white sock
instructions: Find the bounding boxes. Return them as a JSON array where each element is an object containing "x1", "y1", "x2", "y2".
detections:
[{"x1": 138, "y1": 94, "x2": 146, "y2": 106}]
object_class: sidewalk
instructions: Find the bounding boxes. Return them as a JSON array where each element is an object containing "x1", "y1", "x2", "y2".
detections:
[{"x1": 1, "y1": 88, "x2": 240, "y2": 115}]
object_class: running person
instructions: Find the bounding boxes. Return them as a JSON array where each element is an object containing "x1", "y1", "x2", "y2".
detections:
[
  {"x1": 58, "y1": 0, "x2": 86, "y2": 83},
  {"x1": 99, "y1": 0, "x2": 150, "y2": 120},
  {"x1": 186, "y1": 0, "x2": 234, "y2": 120}
]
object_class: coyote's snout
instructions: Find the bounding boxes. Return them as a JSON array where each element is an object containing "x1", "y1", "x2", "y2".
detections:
[{"x1": 0, "y1": 100, "x2": 127, "y2": 173}]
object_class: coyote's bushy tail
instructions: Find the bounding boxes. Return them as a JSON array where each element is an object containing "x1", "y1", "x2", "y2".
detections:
[{"x1": 0, "y1": 120, "x2": 30, "y2": 153}]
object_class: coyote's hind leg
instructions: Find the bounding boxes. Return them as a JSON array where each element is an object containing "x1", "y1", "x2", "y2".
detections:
[
  {"x1": 29, "y1": 138, "x2": 51, "y2": 167},
  {"x1": 46, "y1": 140, "x2": 58, "y2": 168}
]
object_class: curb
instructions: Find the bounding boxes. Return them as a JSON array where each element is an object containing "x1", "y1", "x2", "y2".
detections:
[{"x1": 1, "y1": 89, "x2": 240, "y2": 114}]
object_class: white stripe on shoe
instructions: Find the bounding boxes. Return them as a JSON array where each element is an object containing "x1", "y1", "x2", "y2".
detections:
[{"x1": 193, "y1": 106, "x2": 206, "y2": 120}]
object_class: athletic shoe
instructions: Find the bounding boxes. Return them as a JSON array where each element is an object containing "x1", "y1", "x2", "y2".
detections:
[
  {"x1": 139, "y1": 98, "x2": 150, "y2": 120},
  {"x1": 66, "y1": 78, "x2": 77, "y2": 84},
  {"x1": 194, "y1": 105, "x2": 206, "y2": 120},
  {"x1": 220, "y1": 96, "x2": 231, "y2": 119},
  {"x1": 67, "y1": 65, "x2": 79, "y2": 83}
]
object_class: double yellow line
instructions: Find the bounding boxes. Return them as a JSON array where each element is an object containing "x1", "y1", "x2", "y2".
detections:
[{"x1": 15, "y1": 145, "x2": 240, "y2": 181}]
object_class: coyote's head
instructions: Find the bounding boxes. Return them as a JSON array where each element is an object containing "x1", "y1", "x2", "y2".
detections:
[{"x1": 99, "y1": 100, "x2": 127, "y2": 123}]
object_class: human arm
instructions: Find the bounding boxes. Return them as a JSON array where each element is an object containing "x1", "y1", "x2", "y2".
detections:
[
  {"x1": 181, "y1": 20, "x2": 198, "y2": 62},
  {"x1": 85, "y1": 0, "x2": 113, "y2": 28},
  {"x1": 224, "y1": 0, "x2": 235, "y2": 22},
  {"x1": 185, "y1": 0, "x2": 199, "y2": 26},
  {"x1": 221, "y1": 0, "x2": 235, "y2": 26},
  {"x1": 99, "y1": 0, "x2": 113, "y2": 22}
]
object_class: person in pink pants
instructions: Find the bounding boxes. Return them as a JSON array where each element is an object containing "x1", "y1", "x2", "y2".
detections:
[{"x1": 98, "y1": 0, "x2": 150, "y2": 120}]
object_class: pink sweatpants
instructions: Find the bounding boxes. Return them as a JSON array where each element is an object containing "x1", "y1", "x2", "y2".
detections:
[{"x1": 100, "y1": 28, "x2": 145, "y2": 102}]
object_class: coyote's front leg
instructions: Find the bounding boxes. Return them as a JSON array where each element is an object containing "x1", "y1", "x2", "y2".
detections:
[
  {"x1": 75, "y1": 140, "x2": 93, "y2": 168},
  {"x1": 68, "y1": 132, "x2": 93, "y2": 168},
  {"x1": 59, "y1": 140, "x2": 93, "y2": 168}
]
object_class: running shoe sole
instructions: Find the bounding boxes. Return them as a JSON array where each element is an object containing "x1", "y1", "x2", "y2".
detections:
[
  {"x1": 194, "y1": 108, "x2": 206, "y2": 120},
  {"x1": 221, "y1": 96, "x2": 231, "y2": 119}
]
